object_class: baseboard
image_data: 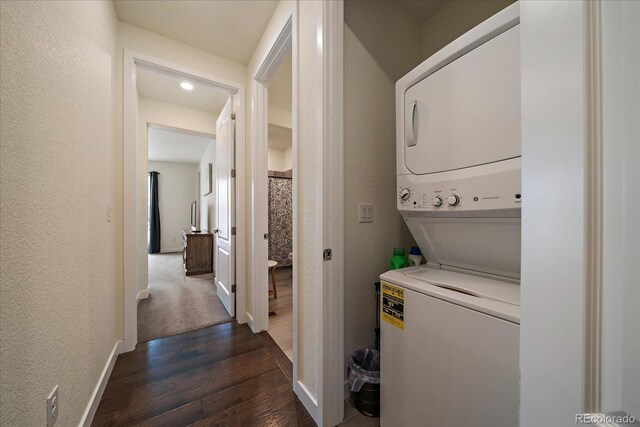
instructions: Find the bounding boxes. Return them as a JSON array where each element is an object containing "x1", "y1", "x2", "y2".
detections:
[
  {"x1": 245, "y1": 312, "x2": 254, "y2": 331},
  {"x1": 160, "y1": 248, "x2": 182, "y2": 253},
  {"x1": 295, "y1": 380, "x2": 318, "y2": 424},
  {"x1": 137, "y1": 289, "x2": 149, "y2": 303},
  {"x1": 79, "y1": 340, "x2": 123, "y2": 427}
]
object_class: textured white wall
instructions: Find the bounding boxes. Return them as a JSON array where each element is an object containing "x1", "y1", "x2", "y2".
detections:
[
  {"x1": 421, "y1": 0, "x2": 514, "y2": 60},
  {"x1": 269, "y1": 105, "x2": 293, "y2": 129},
  {"x1": 199, "y1": 140, "x2": 216, "y2": 232},
  {"x1": 601, "y1": 1, "x2": 640, "y2": 416},
  {"x1": 344, "y1": 0, "x2": 422, "y2": 82},
  {"x1": 0, "y1": 1, "x2": 120, "y2": 425},
  {"x1": 268, "y1": 148, "x2": 284, "y2": 171},
  {"x1": 520, "y1": 2, "x2": 587, "y2": 424},
  {"x1": 267, "y1": 147, "x2": 293, "y2": 172},
  {"x1": 148, "y1": 161, "x2": 199, "y2": 252},
  {"x1": 269, "y1": 52, "x2": 292, "y2": 111},
  {"x1": 136, "y1": 97, "x2": 216, "y2": 292},
  {"x1": 139, "y1": 97, "x2": 217, "y2": 137},
  {"x1": 283, "y1": 146, "x2": 293, "y2": 171},
  {"x1": 118, "y1": 22, "x2": 247, "y2": 83},
  {"x1": 343, "y1": 0, "x2": 419, "y2": 385}
]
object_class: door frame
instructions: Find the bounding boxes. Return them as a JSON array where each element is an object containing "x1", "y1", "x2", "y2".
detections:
[
  {"x1": 122, "y1": 50, "x2": 246, "y2": 352},
  {"x1": 318, "y1": 2, "x2": 345, "y2": 424},
  {"x1": 249, "y1": 1, "x2": 345, "y2": 425},
  {"x1": 249, "y1": 16, "x2": 292, "y2": 335}
]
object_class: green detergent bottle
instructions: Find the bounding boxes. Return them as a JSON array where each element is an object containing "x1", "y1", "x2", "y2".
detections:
[{"x1": 390, "y1": 247, "x2": 408, "y2": 270}]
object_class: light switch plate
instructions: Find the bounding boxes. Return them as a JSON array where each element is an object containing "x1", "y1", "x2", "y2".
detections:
[
  {"x1": 359, "y1": 203, "x2": 373, "y2": 223},
  {"x1": 107, "y1": 203, "x2": 112, "y2": 222}
]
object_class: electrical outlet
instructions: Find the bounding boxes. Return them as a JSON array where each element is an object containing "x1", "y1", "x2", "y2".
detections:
[
  {"x1": 359, "y1": 203, "x2": 373, "y2": 223},
  {"x1": 47, "y1": 385, "x2": 59, "y2": 426}
]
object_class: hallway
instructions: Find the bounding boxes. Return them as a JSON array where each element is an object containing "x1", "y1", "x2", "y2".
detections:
[{"x1": 93, "y1": 321, "x2": 314, "y2": 426}]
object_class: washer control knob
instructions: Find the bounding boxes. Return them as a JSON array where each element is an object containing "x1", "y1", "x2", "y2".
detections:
[
  {"x1": 400, "y1": 188, "x2": 411, "y2": 202},
  {"x1": 432, "y1": 196, "x2": 443, "y2": 207},
  {"x1": 447, "y1": 195, "x2": 460, "y2": 206}
]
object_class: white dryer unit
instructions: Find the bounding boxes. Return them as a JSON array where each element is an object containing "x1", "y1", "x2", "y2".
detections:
[{"x1": 382, "y1": 3, "x2": 521, "y2": 427}]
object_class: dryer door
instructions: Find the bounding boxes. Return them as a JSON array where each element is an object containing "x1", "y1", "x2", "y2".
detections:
[{"x1": 404, "y1": 25, "x2": 521, "y2": 175}]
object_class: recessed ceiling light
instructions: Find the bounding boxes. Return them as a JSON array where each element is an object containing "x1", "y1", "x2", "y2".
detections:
[{"x1": 180, "y1": 81, "x2": 194, "y2": 91}]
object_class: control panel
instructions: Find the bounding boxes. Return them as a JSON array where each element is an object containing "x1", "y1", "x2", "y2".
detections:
[{"x1": 397, "y1": 165, "x2": 521, "y2": 214}]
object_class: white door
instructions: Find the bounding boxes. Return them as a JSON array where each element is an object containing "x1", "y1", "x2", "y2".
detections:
[
  {"x1": 520, "y1": 1, "x2": 639, "y2": 425},
  {"x1": 600, "y1": 0, "x2": 639, "y2": 422},
  {"x1": 215, "y1": 97, "x2": 236, "y2": 317}
]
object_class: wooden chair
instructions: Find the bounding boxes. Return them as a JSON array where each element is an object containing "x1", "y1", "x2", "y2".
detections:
[{"x1": 268, "y1": 260, "x2": 278, "y2": 298}]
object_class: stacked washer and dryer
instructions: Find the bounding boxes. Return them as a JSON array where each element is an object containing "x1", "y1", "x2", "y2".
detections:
[{"x1": 380, "y1": 3, "x2": 521, "y2": 427}]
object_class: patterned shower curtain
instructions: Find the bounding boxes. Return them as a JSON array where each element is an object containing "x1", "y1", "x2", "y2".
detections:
[{"x1": 268, "y1": 177, "x2": 292, "y2": 266}]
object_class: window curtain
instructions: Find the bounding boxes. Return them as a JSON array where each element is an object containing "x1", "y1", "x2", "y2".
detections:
[{"x1": 148, "y1": 171, "x2": 161, "y2": 254}]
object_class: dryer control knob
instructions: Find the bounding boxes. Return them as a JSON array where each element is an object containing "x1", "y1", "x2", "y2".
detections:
[
  {"x1": 432, "y1": 197, "x2": 443, "y2": 207},
  {"x1": 448, "y1": 195, "x2": 460, "y2": 206},
  {"x1": 400, "y1": 188, "x2": 411, "y2": 202}
]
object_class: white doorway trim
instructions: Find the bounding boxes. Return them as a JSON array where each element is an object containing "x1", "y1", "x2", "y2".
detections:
[
  {"x1": 249, "y1": 1, "x2": 345, "y2": 425},
  {"x1": 122, "y1": 49, "x2": 246, "y2": 352},
  {"x1": 249, "y1": 4, "x2": 296, "y2": 391},
  {"x1": 250, "y1": 17, "x2": 292, "y2": 334},
  {"x1": 319, "y1": 1, "x2": 345, "y2": 425}
]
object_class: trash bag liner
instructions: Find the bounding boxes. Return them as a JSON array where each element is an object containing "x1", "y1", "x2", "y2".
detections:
[{"x1": 348, "y1": 348, "x2": 380, "y2": 392}]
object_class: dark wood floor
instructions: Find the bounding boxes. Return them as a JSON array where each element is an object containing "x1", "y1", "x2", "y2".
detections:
[{"x1": 93, "y1": 321, "x2": 315, "y2": 426}]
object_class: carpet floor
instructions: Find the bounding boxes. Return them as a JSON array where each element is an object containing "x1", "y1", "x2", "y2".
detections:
[{"x1": 137, "y1": 253, "x2": 231, "y2": 342}]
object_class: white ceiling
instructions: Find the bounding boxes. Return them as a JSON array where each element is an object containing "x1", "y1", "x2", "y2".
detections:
[
  {"x1": 268, "y1": 124, "x2": 292, "y2": 150},
  {"x1": 399, "y1": 0, "x2": 448, "y2": 22},
  {"x1": 148, "y1": 126, "x2": 213, "y2": 164},
  {"x1": 268, "y1": 52, "x2": 292, "y2": 111},
  {"x1": 137, "y1": 65, "x2": 231, "y2": 114},
  {"x1": 113, "y1": 0, "x2": 279, "y2": 65}
]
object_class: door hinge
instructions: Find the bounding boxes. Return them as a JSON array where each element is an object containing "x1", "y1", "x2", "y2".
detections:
[
  {"x1": 231, "y1": 111, "x2": 237, "y2": 120},
  {"x1": 231, "y1": 227, "x2": 236, "y2": 235},
  {"x1": 264, "y1": 233, "x2": 269, "y2": 240},
  {"x1": 231, "y1": 168, "x2": 236, "y2": 178},
  {"x1": 231, "y1": 284, "x2": 236, "y2": 292},
  {"x1": 323, "y1": 249, "x2": 332, "y2": 261}
]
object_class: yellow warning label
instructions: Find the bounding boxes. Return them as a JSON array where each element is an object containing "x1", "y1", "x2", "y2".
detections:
[{"x1": 382, "y1": 282, "x2": 404, "y2": 330}]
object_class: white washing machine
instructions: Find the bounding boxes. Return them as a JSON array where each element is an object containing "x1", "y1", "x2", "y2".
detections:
[
  {"x1": 380, "y1": 266, "x2": 519, "y2": 427},
  {"x1": 383, "y1": 2, "x2": 521, "y2": 426}
]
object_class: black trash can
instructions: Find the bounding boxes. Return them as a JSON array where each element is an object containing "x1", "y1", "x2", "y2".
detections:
[{"x1": 348, "y1": 348, "x2": 380, "y2": 417}]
